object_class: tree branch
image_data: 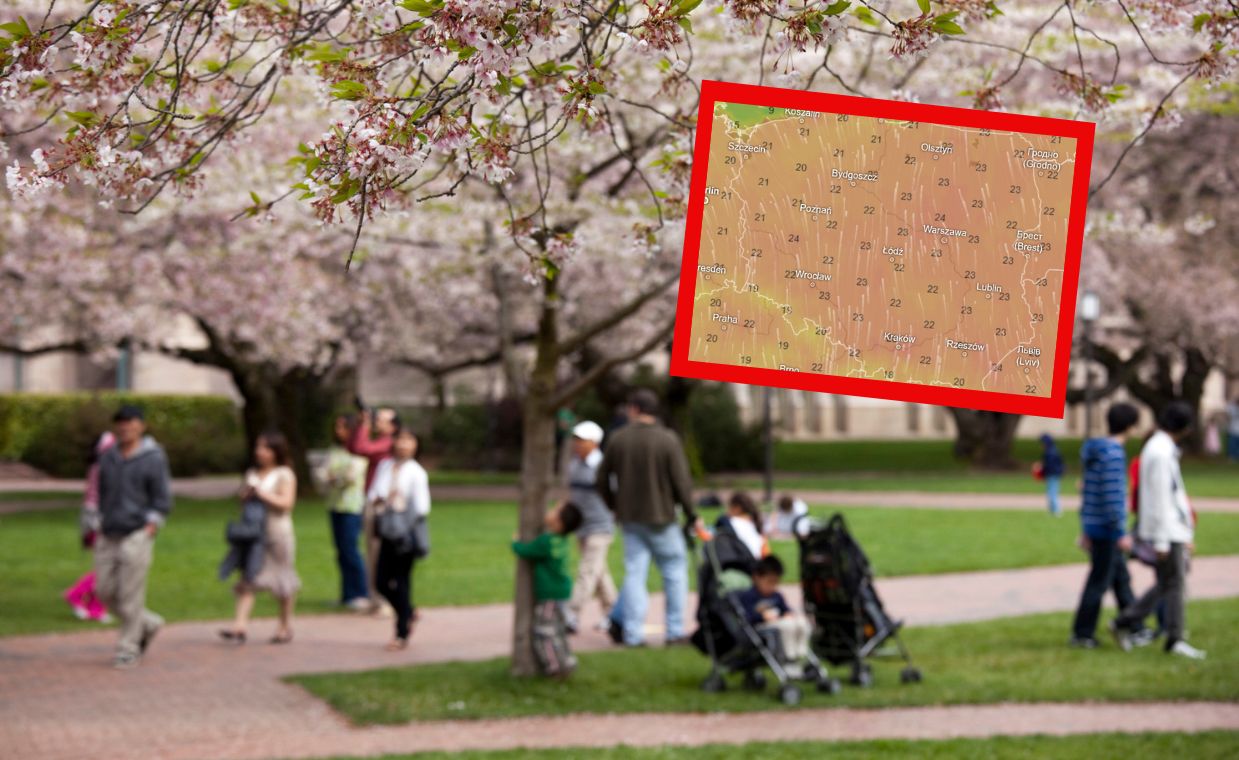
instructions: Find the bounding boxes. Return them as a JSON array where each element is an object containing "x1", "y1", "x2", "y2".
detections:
[
  {"x1": 550, "y1": 319, "x2": 674, "y2": 409},
  {"x1": 557, "y1": 272, "x2": 678, "y2": 357}
]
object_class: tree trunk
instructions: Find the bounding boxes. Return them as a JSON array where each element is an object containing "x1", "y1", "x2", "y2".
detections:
[
  {"x1": 510, "y1": 286, "x2": 561, "y2": 677},
  {"x1": 665, "y1": 373, "x2": 703, "y2": 477},
  {"x1": 233, "y1": 365, "x2": 358, "y2": 486},
  {"x1": 1121, "y1": 346, "x2": 1211, "y2": 454},
  {"x1": 948, "y1": 409, "x2": 1023, "y2": 469}
]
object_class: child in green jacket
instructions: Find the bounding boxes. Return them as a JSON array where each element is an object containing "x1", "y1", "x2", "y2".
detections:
[{"x1": 512, "y1": 501, "x2": 583, "y2": 677}]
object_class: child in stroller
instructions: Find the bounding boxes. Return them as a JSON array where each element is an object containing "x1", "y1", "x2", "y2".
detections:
[{"x1": 691, "y1": 519, "x2": 840, "y2": 704}]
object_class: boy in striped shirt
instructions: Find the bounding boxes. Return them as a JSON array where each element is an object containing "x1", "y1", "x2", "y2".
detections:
[{"x1": 1070, "y1": 403, "x2": 1148, "y2": 648}]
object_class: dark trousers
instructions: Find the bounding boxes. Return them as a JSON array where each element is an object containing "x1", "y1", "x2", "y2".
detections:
[
  {"x1": 1118, "y1": 543, "x2": 1187, "y2": 648},
  {"x1": 375, "y1": 540, "x2": 416, "y2": 640},
  {"x1": 1072, "y1": 537, "x2": 1137, "y2": 639},
  {"x1": 329, "y1": 511, "x2": 368, "y2": 604}
]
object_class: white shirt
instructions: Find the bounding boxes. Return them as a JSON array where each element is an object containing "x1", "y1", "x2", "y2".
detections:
[
  {"x1": 728, "y1": 516, "x2": 765, "y2": 559},
  {"x1": 367, "y1": 458, "x2": 431, "y2": 517},
  {"x1": 1137, "y1": 431, "x2": 1192, "y2": 551},
  {"x1": 766, "y1": 498, "x2": 809, "y2": 536}
]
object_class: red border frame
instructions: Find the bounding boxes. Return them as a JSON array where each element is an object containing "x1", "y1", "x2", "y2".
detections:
[{"x1": 669, "y1": 80, "x2": 1095, "y2": 419}]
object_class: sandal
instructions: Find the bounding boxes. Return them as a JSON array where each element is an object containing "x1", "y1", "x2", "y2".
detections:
[
  {"x1": 385, "y1": 637, "x2": 408, "y2": 651},
  {"x1": 269, "y1": 631, "x2": 294, "y2": 645},
  {"x1": 218, "y1": 629, "x2": 247, "y2": 644}
]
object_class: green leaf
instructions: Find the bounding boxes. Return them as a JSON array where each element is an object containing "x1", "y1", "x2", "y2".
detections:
[
  {"x1": 676, "y1": 16, "x2": 693, "y2": 34},
  {"x1": 852, "y1": 7, "x2": 880, "y2": 27},
  {"x1": 1192, "y1": 13, "x2": 1211, "y2": 32},
  {"x1": 0, "y1": 17, "x2": 31, "y2": 38},
  {"x1": 249, "y1": 191, "x2": 262, "y2": 205},
  {"x1": 227, "y1": 0, "x2": 249, "y2": 10},
  {"x1": 934, "y1": 19, "x2": 965, "y2": 35},
  {"x1": 671, "y1": 0, "x2": 705, "y2": 16},
  {"x1": 396, "y1": 0, "x2": 442, "y2": 15},
  {"x1": 204, "y1": 59, "x2": 223, "y2": 73},
  {"x1": 917, "y1": 0, "x2": 931, "y2": 15},
  {"x1": 587, "y1": 81, "x2": 606, "y2": 95},
  {"x1": 330, "y1": 80, "x2": 368, "y2": 100},
  {"x1": 824, "y1": 1, "x2": 852, "y2": 16},
  {"x1": 304, "y1": 43, "x2": 349, "y2": 63},
  {"x1": 64, "y1": 110, "x2": 99, "y2": 127}
]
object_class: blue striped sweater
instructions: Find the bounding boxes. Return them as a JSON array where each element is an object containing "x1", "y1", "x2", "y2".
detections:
[{"x1": 1079, "y1": 438, "x2": 1128, "y2": 540}]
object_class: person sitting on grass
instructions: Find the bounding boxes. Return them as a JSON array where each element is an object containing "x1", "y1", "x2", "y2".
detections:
[
  {"x1": 512, "y1": 501, "x2": 584, "y2": 677},
  {"x1": 764, "y1": 493, "x2": 809, "y2": 538},
  {"x1": 735, "y1": 555, "x2": 810, "y2": 674}
]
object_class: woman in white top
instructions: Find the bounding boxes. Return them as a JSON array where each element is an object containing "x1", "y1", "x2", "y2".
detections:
[
  {"x1": 367, "y1": 427, "x2": 431, "y2": 650},
  {"x1": 220, "y1": 432, "x2": 300, "y2": 645},
  {"x1": 723, "y1": 491, "x2": 768, "y2": 559}
]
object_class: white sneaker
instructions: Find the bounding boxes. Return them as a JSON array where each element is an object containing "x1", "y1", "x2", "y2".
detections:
[
  {"x1": 1168, "y1": 640, "x2": 1207, "y2": 660},
  {"x1": 1108, "y1": 620, "x2": 1132, "y2": 652},
  {"x1": 71, "y1": 605, "x2": 90, "y2": 621}
]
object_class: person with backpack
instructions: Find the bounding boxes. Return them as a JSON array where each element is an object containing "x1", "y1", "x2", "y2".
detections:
[
  {"x1": 1111, "y1": 402, "x2": 1206, "y2": 660},
  {"x1": 1038, "y1": 434, "x2": 1066, "y2": 516}
]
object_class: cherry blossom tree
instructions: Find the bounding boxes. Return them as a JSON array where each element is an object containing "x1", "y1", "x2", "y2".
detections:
[
  {"x1": 1077, "y1": 110, "x2": 1239, "y2": 450},
  {"x1": 4, "y1": 0, "x2": 1236, "y2": 672}
]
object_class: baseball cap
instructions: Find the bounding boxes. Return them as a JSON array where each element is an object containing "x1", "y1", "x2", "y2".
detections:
[
  {"x1": 571, "y1": 420, "x2": 604, "y2": 443},
  {"x1": 113, "y1": 404, "x2": 146, "y2": 422}
]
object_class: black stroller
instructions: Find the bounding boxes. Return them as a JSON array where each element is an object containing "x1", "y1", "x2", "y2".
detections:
[
  {"x1": 691, "y1": 520, "x2": 841, "y2": 705},
  {"x1": 796, "y1": 513, "x2": 922, "y2": 687}
]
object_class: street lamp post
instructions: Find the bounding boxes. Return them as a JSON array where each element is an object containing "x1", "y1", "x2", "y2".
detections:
[
  {"x1": 1080, "y1": 290, "x2": 1101, "y2": 437},
  {"x1": 762, "y1": 386, "x2": 774, "y2": 506}
]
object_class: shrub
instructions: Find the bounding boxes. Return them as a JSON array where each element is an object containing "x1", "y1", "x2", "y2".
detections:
[
  {"x1": 687, "y1": 383, "x2": 765, "y2": 473},
  {"x1": 0, "y1": 393, "x2": 246, "y2": 478}
]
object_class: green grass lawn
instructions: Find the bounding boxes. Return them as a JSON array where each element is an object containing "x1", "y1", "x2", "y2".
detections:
[
  {"x1": 291, "y1": 598, "x2": 1239, "y2": 724},
  {"x1": 321, "y1": 733, "x2": 1239, "y2": 760},
  {"x1": 742, "y1": 439, "x2": 1239, "y2": 498},
  {"x1": 0, "y1": 490, "x2": 78, "y2": 503},
  {"x1": 4, "y1": 498, "x2": 1239, "y2": 637}
]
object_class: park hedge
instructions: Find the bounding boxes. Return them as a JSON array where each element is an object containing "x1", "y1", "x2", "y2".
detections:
[{"x1": 0, "y1": 393, "x2": 246, "y2": 478}]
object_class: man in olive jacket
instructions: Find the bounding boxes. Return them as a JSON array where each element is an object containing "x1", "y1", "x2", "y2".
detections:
[{"x1": 596, "y1": 389, "x2": 701, "y2": 646}]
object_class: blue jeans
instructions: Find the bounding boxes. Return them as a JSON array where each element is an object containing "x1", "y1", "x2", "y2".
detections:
[
  {"x1": 329, "y1": 511, "x2": 368, "y2": 604},
  {"x1": 1045, "y1": 475, "x2": 1061, "y2": 516},
  {"x1": 1228, "y1": 433, "x2": 1239, "y2": 462},
  {"x1": 619, "y1": 522, "x2": 688, "y2": 646}
]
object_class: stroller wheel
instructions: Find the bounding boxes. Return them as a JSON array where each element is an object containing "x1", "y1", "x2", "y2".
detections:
[
  {"x1": 817, "y1": 676, "x2": 842, "y2": 695},
  {"x1": 778, "y1": 684, "x2": 802, "y2": 706},
  {"x1": 900, "y1": 666, "x2": 923, "y2": 684},
  {"x1": 701, "y1": 672, "x2": 727, "y2": 693},
  {"x1": 742, "y1": 670, "x2": 767, "y2": 692},
  {"x1": 851, "y1": 664, "x2": 873, "y2": 688}
]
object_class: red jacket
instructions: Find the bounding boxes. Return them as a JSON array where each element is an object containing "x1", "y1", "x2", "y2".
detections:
[{"x1": 348, "y1": 419, "x2": 392, "y2": 492}]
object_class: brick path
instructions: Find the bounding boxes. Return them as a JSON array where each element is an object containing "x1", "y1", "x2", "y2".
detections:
[
  {"x1": 2, "y1": 476, "x2": 1238, "y2": 514},
  {"x1": 2, "y1": 556, "x2": 1238, "y2": 760}
]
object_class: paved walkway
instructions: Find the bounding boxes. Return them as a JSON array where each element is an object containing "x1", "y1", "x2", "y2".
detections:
[
  {"x1": 2, "y1": 556, "x2": 1238, "y2": 760},
  {"x1": 2, "y1": 477, "x2": 1237, "y2": 514}
]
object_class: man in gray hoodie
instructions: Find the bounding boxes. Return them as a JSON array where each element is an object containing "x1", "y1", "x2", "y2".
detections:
[{"x1": 96, "y1": 404, "x2": 173, "y2": 669}]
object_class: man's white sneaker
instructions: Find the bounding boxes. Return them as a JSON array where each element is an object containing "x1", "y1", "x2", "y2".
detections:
[
  {"x1": 1108, "y1": 620, "x2": 1132, "y2": 652},
  {"x1": 1168, "y1": 641, "x2": 1207, "y2": 660}
]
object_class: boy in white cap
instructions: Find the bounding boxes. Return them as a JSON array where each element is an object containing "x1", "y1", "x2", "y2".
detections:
[{"x1": 564, "y1": 420, "x2": 617, "y2": 633}]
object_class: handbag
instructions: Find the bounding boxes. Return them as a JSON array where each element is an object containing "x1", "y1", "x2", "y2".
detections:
[
  {"x1": 226, "y1": 519, "x2": 263, "y2": 543},
  {"x1": 376, "y1": 507, "x2": 415, "y2": 543},
  {"x1": 226, "y1": 497, "x2": 267, "y2": 543},
  {"x1": 1131, "y1": 538, "x2": 1159, "y2": 567},
  {"x1": 410, "y1": 516, "x2": 431, "y2": 559}
]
